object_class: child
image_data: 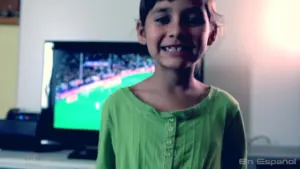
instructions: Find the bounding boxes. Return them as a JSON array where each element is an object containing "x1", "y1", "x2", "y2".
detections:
[{"x1": 96, "y1": 0, "x2": 247, "y2": 168}]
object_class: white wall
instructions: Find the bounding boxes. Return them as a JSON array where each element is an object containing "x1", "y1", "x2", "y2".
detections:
[
  {"x1": 249, "y1": 0, "x2": 300, "y2": 147},
  {"x1": 18, "y1": 0, "x2": 300, "y2": 146}
]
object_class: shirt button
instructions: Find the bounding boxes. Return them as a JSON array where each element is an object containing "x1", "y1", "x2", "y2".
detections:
[
  {"x1": 167, "y1": 140, "x2": 172, "y2": 145},
  {"x1": 169, "y1": 127, "x2": 174, "y2": 132},
  {"x1": 169, "y1": 118, "x2": 175, "y2": 122}
]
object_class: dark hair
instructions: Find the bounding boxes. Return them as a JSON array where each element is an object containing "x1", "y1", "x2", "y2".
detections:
[{"x1": 139, "y1": 0, "x2": 222, "y2": 26}]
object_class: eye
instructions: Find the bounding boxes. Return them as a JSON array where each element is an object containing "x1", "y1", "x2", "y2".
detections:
[
  {"x1": 184, "y1": 14, "x2": 205, "y2": 26},
  {"x1": 155, "y1": 16, "x2": 170, "y2": 25}
]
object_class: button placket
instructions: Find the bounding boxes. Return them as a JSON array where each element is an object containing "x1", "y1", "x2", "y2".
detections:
[{"x1": 164, "y1": 117, "x2": 177, "y2": 169}]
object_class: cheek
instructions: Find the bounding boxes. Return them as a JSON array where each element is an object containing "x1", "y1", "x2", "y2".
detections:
[
  {"x1": 191, "y1": 26, "x2": 210, "y2": 45},
  {"x1": 146, "y1": 26, "x2": 164, "y2": 43},
  {"x1": 145, "y1": 26, "x2": 165, "y2": 51}
]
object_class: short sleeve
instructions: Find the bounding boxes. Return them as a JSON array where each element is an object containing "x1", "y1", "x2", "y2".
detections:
[
  {"x1": 221, "y1": 107, "x2": 247, "y2": 169},
  {"x1": 96, "y1": 100, "x2": 116, "y2": 169}
]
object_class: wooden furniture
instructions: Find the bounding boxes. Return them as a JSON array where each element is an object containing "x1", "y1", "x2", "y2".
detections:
[
  {"x1": 0, "y1": 0, "x2": 20, "y2": 25},
  {"x1": 0, "y1": 17, "x2": 18, "y2": 25}
]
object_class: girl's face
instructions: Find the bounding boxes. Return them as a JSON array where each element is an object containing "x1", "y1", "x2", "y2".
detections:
[{"x1": 137, "y1": 0, "x2": 216, "y2": 70}]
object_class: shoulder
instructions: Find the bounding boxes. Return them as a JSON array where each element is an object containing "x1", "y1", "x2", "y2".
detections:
[
  {"x1": 210, "y1": 85, "x2": 241, "y2": 114},
  {"x1": 101, "y1": 87, "x2": 129, "y2": 111},
  {"x1": 209, "y1": 86, "x2": 244, "y2": 130},
  {"x1": 211, "y1": 86, "x2": 239, "y2": 105},
  {"x1": 100, "y1": 87, "x2": 132, "y2": 126}
]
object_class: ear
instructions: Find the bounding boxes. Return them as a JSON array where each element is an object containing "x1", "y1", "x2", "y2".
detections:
[
  {"x1": 207, "y1": 23, "x2": 218, "y2": 46},
  {"x1": 136, "y1": 21, "x2": 147, "y2": 45}
]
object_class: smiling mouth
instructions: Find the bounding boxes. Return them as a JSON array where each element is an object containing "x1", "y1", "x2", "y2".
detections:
[{"x1": 161, "y1": 45, "x2": 194, "y2": 54}]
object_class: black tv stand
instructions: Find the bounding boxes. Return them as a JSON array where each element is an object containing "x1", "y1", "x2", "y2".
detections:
[{"x1": 68, "y1": 147, "x2": 98, "y2": 160}]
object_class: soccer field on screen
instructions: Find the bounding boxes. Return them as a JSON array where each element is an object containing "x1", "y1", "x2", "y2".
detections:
[{"x1": 54, "y1": 72, "x2": 153, "y2": 130}]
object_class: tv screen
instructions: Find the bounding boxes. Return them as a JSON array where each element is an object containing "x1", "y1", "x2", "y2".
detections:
[{"x1": 43, "y1": 41, "x2": 154, "y2": 131}]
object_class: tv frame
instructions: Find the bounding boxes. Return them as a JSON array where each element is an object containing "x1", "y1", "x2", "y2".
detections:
[{"x1": 36, "y1": 40, "x2": 205, "y2": 148}]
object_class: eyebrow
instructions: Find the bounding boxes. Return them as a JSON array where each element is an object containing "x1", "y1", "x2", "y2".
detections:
[
  {"x1": 152, "y1": 7, "x2": 172, "y2": 14},
  {"x1": 183, "y1": 6, "x2": 203, "y2": 13}
]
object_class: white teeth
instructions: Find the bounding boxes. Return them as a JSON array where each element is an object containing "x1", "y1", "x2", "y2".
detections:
[
  {"x1": 176, "y1": 47, "x2": 182, "y2": 52},
  {"x1": 165, "y1": 47, "x2": 182, "y2": 52}
]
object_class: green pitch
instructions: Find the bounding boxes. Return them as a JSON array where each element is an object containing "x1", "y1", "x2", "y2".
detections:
[{"x1": 54, "y1": 72, "x2": 153, "y2": 131}]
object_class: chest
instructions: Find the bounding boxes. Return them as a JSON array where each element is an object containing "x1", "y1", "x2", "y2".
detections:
[
  {"x1": 113, "y1": 114, "x2": 224, "y2": 169},
  {"x1": 114, "y1": 113, "x2": 224, "y2": 156},
  {"x1": 137, "y1": 92, "x2": 207, "y2": 112}
]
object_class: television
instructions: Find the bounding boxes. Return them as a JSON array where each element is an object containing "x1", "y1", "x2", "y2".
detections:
[{"x1": 37, "y1": 41, "x2": 204, "y2": 160}]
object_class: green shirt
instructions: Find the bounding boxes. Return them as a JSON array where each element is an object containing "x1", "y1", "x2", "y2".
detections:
[{"x1": 96, "y1": 86, "x2": 247, "y2": 169}]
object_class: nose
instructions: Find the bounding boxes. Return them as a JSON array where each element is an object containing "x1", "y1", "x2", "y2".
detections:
[{"x1": 167, "y1": 18, "x2": 188, "y2": 40}]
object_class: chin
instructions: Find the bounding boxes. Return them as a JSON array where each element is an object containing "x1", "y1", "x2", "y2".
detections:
[{"x1": 158, "y1": 59, "x2": 195, "y2": 70}]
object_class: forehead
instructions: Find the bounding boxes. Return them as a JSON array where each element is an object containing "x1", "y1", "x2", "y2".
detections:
[
  {"x1": 148, "y1": 0, "x2": 206, "y2": 16},
  {"x1": 156, "y1": 0, "x2": 206, "y2": 7}
]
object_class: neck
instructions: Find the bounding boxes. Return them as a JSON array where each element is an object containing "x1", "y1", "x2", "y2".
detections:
[{"x1": 151, "y1": 66, "x2": 198, "y2": 91}]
